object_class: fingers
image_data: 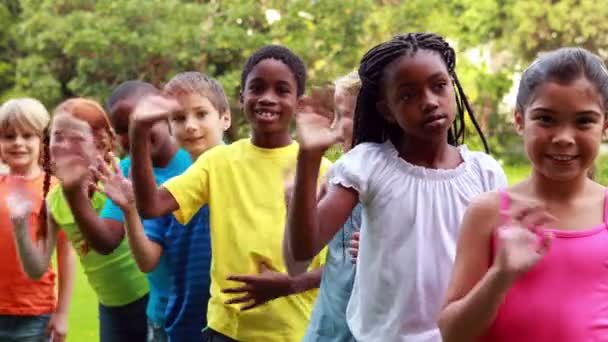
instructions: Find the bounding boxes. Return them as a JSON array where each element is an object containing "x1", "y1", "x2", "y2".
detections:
[
  {"x1": 509, "y1": 203, "x2": 557, "y2": 230},
  {"x1": 259, "y1": 262, "x2": 272, "y2": 273},
  {"x1": 537, "y1": 231, "x2": 554, "y2": 256},
  {"x1": 224, "y1": 294, "x2": 252, "y2": 305},
  {"x1": 240, "y1": 301, "x2": 262, "y2": 311},
  {"x1": 90, "y1": 182, "x2": 103, "y2": 195},
  {"x1": 89, "y1": 166, "x2": 106, "y2": 185},
  {"x1": 221, "y1": 284, "x2": 253, "y2": 294},
  {"x1": 109, "y1": 152, "x2": 121, "y2": 175},
  {"x1": 96, "y1": 155, "x2": 113, "y2": 177}
]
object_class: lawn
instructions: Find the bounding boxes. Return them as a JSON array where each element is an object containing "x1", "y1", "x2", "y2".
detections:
[{"x1": 64, "y1": 164, "x2": 532, "y2": 341}]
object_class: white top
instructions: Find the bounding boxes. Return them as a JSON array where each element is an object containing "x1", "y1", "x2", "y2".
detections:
[{"x1": 330, "y1": 141, "x2": 507, "y2": 342}]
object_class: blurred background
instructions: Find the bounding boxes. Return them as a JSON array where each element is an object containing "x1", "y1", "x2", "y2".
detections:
[{"x1": 1, "y1": 0, "x2": 606, "y2": 339}]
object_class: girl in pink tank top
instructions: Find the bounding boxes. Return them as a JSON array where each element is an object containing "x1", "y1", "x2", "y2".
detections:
[{"x1": 439, "y1": 47, "x2": 608, "y2": 342}]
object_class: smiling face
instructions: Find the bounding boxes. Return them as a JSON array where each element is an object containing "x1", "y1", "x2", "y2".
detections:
[
  {"x1": 170, "y1": 93, "x2": 230, "y2": 157},
  {"x1": 377, "y1": 50, "x2": 457, "y2": 144},
  {"x1": 516, "y1": 77, "x2": 607, "y2": 182},
  {"x1": 0, "y1": 126, "x2": 41, "y2": 174},
  {"x1": 49, "y1": 114, "x2": 98, "y2": 167},
  {"x1": 241, "y1": 58, "x2": 298, "y2": 146}
]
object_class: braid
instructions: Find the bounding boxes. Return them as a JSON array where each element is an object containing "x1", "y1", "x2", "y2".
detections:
[
  {"x1": 37, "y1": 127, "x2": 51, "y2": 240},
  {"x1": 352, "y1": 32, "x2": 489, "y2": 153}
]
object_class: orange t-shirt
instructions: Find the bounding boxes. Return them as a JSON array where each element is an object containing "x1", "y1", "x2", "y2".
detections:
[{"x1": 0, "y1": 174, "x2": 59, "y2": 315}]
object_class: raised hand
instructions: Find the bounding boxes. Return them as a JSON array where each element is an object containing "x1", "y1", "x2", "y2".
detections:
[
  {"x1": 53, "y1": 155, "x2": 91, "y2": 193},
  {"x1": 91, "y1": 154, "x2": 135, "y2": 211},
  {"x1": 222, "y1": 263, "x2": 293, "y2": 311},
  {"x1": 494, "y1": 205, "x2": 555, "y2": 282},
  {"x1": 297, "y1": 88, "x2": 352, "y2": 153},
  {"x1": 5, "y1": 178, "x2": 33, "y2": 225},
  {"x1": 130, "y1": 95, "x2": 181, "y2": 128}
]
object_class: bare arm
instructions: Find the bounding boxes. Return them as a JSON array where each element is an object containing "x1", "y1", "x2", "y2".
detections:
[
  {"x1": 64, "y1": 186, "x2": 124, "y2": 255},
  {"x1": 122, "y1": 207, "x2": 163, "y2": 272},
  {"x1": 286, "y1": 150, "x2": 357, "y2": 262},
  {"x1": 438, "y1": 192, "x2": 554, "y2": 341},
  {"x1": 12, "y1": 212, "x2": 60, "y2": 280},
  {"x1": 129, "y1": 96, "x2": 179, "y2": 218},
  {"x1": 438, "y1": 194, "x2": 507, "y2": 341},
  {"x1": 94, "y1": 158, "x2": 164, "y2": 272},
  {"x1": 291, "y1": 267, "x2": 323, "y2": 293},
  {"x1": 47, "y1": 232, "x2": 76, "y2": 340}
]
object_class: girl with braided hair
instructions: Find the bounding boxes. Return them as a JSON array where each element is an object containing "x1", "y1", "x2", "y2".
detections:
[
  {"x1": 0, "y1": 98, "x2": 75, "y2": 342},
  {"x1": 285, "y1": 33, "x2": 506, "y2": 341},
  {"x1": 9, "y1": 98, "x2": 150, "y2": 342}
]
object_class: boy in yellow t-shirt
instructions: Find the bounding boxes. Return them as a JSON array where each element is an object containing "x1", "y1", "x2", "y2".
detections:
[{"x1": 129, "y1": 46, "x2": 331, "y2": 342}]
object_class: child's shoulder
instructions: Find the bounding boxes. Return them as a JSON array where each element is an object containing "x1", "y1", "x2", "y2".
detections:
[
  {"x1": 340, "y1": 141, "x2": 391, "y2": 163},
  {"x1": 463, "y1": 189, "x2": 503, "y2": 228}
]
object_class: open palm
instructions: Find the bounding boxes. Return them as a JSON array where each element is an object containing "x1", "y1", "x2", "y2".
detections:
[
  {"x1": 92, "y1": 156, "x2": 135, "y2": 211},
  {"x1": 6, "y1": 187, "x2": 33, "y2": 224},
  {"x1": 495, "y1": 205, "x2": 554, "y2": 280},
  {"x1": 54, "y1": 156, "x2": 91, "y2": 192},
  {"x1": 132, "y1": 95, "x2": 181, "y2": 126}
]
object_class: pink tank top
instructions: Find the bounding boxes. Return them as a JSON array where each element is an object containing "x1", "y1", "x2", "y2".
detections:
[{"x1": 481, "y1": 189, "x2": 608, "y2": 342}]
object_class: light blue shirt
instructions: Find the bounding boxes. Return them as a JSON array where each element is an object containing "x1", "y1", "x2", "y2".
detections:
[
  {"x1": 303, "y1": 204, "x2": 362, "y2": 342},
  {"x1": 100, "y1": 149, "x2": 192, "y2": 325}
]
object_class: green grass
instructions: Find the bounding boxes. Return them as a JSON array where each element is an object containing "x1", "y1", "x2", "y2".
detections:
[{"x1": 67, "y1": 262, "x2": 97, "y2": 341}]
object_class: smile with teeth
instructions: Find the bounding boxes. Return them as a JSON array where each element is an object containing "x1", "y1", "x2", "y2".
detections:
[
  {"x1": 548, "y1": 154, "x2": 577, "y2": 161},
  {"x1": 255, "y1": 110, "x2": 279, "y2": 119}
]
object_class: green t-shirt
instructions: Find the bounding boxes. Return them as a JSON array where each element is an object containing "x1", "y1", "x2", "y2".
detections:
[{"x1": 47, "y1": 185, "x2": 149, "y2": 307}]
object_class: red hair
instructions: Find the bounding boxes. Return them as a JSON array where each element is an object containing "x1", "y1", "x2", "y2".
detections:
[{"x1": 37, "y1": 98, "x2": 115, "y2": 239}]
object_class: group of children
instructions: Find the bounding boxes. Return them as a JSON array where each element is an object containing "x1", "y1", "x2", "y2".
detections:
[{"x1": 1, "y1": 31, "x2": 607, "y2": 342}]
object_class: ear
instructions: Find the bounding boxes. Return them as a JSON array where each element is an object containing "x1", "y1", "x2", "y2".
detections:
[
  {"x1": 221, "y1": 110, "x2": 232, "y2": 131},
  {"x1": 375, "y1": 99, "x2": 396, "y2": 124},
  {"x1": 514, "y1": 110, "x2": 525, "y2": 135}
]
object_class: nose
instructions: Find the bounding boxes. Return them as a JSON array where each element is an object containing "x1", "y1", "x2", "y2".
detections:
[
  {"x1": 185, "y1": 116, "x2": 197, "y2": 133},
  {"x1": 259, "y1": 90, "x2": 278, "y2": 106},
  {"x1": 12, "y1": 135, "x2": 25, "y2": 146},
  {"x1": 551, "y1": 125, "x2": 576, "y2": 147},
  {"x1": 421, "y1": 87, "x2": 439, "y2": 114}
]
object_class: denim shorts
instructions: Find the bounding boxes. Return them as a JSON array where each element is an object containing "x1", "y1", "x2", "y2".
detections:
[{"x1": 0, "y1": 314, "x2": 50, "y2": 342}]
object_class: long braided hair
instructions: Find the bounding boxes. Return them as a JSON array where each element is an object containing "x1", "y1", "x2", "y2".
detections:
[
  {"x1": 37, "y1": 127, "x2": 52, "y2": 239},
  {"x1": 352, "y1": 33, "x2": 488, "y2": 152}
]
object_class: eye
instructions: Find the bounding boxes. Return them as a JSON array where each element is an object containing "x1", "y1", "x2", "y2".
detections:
[
  {"x1": 532, "y1": 113, "x2": 554, "y2": 125},
  {"x1": 576, "y1": 116, "x2": 597, "y2": 126},
  {"x1": 432, "y1": 81, "x2": 448, "y2": 93},
  {"x1": 248, "y1": 82, "x2": 264, "y2": 94},
  {"x1": 22, "y1": 133, "x2": 33, "y2": 139},
  {"x1": 277, "y1": 86, "x2": 291, "y2": 95},
  {"x1": 196, "y1": 110, "x2": 208, "y2": 119},
  {"x1": 400, "y1": 92, "x2": 415, "y2": 102},
  {"x1": 172, "y1": 115, "x2": 185, "y2": 123}
]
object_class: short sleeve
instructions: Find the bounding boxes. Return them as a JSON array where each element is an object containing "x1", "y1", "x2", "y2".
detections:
[
  {"x1": 143, "y1": 215, "x2": 172, "y2": 248},
  {"x1": 329, "y1": 143, "x2": 380, "y2": 202},
  {"x1": 162, "y1": 152, "x2": 211, "y2": 225}
]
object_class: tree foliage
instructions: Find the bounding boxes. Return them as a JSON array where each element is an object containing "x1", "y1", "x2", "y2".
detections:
[{"x1": 0, "y1": 0, "x2": 606, "y2": 152}]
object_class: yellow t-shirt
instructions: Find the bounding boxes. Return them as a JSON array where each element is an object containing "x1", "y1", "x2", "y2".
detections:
[{"x1": 163, "y1": 138, "x2": 331, "y2": 342}]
